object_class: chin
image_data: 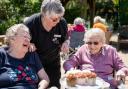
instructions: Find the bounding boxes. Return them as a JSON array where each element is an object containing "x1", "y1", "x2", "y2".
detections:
[
  {"x1": 23, "y1": 49, "x2": 28, "y2": 53},
  {"x1": 90, "y1": 51, "x2": 98, "y2": 54}
]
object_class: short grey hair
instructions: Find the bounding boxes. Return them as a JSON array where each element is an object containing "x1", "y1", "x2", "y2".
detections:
[
  {"x1": 94, "y1": 16, "x2": 106, "y2": 24},
  {"x1": 84, "y1": 28, "x2": 106, "y2": 43},
  {"x1": 41, "y1": 0, "x2": 65, "y2": 17},
  {"x1": 74, "y1": 17, "x2": 85, "y2": 25},
  {"x1": 5, "y1": 24, "x2": 30, "y2": 45}
]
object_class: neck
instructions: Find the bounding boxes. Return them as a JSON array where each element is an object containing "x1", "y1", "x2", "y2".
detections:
[{"x1": 8, "y1": 48, "x2": 26, "y2": 59}]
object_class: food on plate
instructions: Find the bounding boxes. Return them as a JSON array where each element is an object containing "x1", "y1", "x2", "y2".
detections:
[
  {"x1": 65, "y1": 70, "x2": 97, "y2": 86},
  {"x1": 66, "y1": 70, "x2": 80, "y2": 86}
]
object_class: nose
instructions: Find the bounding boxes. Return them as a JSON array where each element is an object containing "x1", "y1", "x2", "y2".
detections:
[
  {"x1": 89, "y1": 44, "x2": 96, "y2": 49},
  {"x1": 24, "y1": 35, "x2": 31, "y2": 40}
]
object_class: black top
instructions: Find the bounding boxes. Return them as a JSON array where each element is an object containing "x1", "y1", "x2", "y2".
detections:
[
  {"x1": 24, "y1": 13, "x2": 68, "y2": 65},
  {"x1": 0, "y1": 47, "x2": 43, "y2": 89}
]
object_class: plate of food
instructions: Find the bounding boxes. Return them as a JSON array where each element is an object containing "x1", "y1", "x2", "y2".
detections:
[{"x1": 60, "y1": 70, "x2": 110, "y2": 89}]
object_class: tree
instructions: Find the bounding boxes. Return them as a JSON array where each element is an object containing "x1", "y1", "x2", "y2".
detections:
[
  {"x1": 87, "y1": 0, "x2": 96, "y2": 27},
  {"x1": 61, "y1": 0, "x2": 70, "y2": 6}
]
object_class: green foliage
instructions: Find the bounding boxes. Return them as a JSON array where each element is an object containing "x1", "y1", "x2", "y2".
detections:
[
  {"x1": 64, "y1": 0, "x2": 83, "y2": 23},
  {"x1": 65, "y1": 7, "x2": 81, "y2": 23},
  {"x1": 0, "y1": 0, "x2": 41, "y2": 35},
  {"x1": 119, "y1": 0, "x2": 128, "y2": 25},
  {"x1": 0, "y1": 18, "x2": 17, "y2": 35}
]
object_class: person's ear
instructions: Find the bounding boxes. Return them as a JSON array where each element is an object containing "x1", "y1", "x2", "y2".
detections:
[{"x1": 11, "y1": 37, "x2": 15, "y2": 41}]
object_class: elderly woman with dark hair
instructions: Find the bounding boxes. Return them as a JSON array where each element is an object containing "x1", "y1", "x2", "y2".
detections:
[
  {"x1": 63, "y1": 28, "x2": 128, "y2": 89},
  {"x1": 93, "y1": 16, "x2": 108, "y2": 32},
  {"x1": 0, "y1": 24, "x2": 49, "y2": 89}
]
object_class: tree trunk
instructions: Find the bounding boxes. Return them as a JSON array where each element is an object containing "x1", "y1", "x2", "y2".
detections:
[
  {"x1": 79, "y1": 0, "x2": 88, "y2": 19},
  {"x1": 87, "y1": 0, "x2": 95, "y2": 27},
  {"x1": 61, "y1": 0, "x2": 70, "y2": 6}
]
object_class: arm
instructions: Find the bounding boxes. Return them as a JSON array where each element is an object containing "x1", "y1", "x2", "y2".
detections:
[
  {"x1": 59, "y1": 18, "x2": 69, "y2": 53},
  {"x1": 38, "y1": 68, "x2": 49, "y2": 89},
  {"x1": 32, "y1": 52, "x2": 49, "y2": 89},
  {"x1": 112, "y1": 48, "x2": 128, "y2": 72},
  {"x1": 63, "y1": 54, "x2": 80, "y2": 71},
  {"x1": 112, "y1": 48, "x2": 128, "y2": 81},
  {"x1": 61, "y1": 39, "x2": 70, "y2": 53}
]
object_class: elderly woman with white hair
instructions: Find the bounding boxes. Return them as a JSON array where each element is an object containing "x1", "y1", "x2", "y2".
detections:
[
  {"x1": 0, "y1": 24, "x2": 49, "y2": 89},
  {"x1": 73, "y1": 17, "x2": 86, "y2": 32},
  {"x1": 63, "y1": 28, "x2": 128, "y2": 89},
  {"x1": 69, "y1": 17, "x2": 87, "y2": 49},
  {"x1": 93, "y1": 16, "x2": 107, "y2": 32}
]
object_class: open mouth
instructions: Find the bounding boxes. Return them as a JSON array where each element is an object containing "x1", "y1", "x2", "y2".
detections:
[{"x1": 23, "y1": 43, "x2": 29, "y2": 48}]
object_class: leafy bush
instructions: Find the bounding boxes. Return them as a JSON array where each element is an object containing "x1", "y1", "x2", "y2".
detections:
[
  {"x1": 0, "y1": 18, "x2": 18, "y2": 35},
  {"x1": 0, "y1": 0, "x2": 41, "y2": 35},
  {"x1": 119, "y1": 0, "x2": 128, "y2": 25},
  {"x1": 65, "y1": 7, "x2": 81, "y2": 23}
]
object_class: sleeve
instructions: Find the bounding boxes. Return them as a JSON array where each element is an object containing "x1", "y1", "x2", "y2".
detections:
[
  {"x1": 59, "y1": 18, "x2": 68, "y2": 43},
  {"x1": 0, "y1": 48, "x2": 6, "y2": 68},
  {"x1": 112, "y1": 47, "x2": 127, "y2": 71},
  {"x1": 33, "y1": 52, "x2": 43, "y2": 73},
  {"x1": 0, "y1": 53, "x2": 2, "y2": 68},
  {"x1": 23, "y1": 14, "x2": 38, "y2": 44},
  {"x1": 23, "y1": 16, "x2": 33, "y2": 32},
  {"x1": 63, "y1": 50, "x2": 81, "y2": 71}
]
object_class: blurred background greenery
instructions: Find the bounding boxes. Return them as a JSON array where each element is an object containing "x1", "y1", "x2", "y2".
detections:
[{"x1": 0, "y1": 0, "x2": 126, "y2": 35}]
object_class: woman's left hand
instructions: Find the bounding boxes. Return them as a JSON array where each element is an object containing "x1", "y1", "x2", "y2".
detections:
[
  {"x1": 115, "y1": 70, "x2": 126, "y2": 82},
  {"x1": 61, "y1": 40, "x2": 69, "y2": 54}
]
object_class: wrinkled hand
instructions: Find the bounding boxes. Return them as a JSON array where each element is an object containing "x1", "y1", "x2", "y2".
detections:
[
  {"x1": 61, "y1": 41, "x2": 69, "y2": 54},
  {"x1": 29, "y1": 43, "x2": 36, "y2": 52},
  {"x1": 115, "y1": 70, "x2": 126, "y2": 82}
]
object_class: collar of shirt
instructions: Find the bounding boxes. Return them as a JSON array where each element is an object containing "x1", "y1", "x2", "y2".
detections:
[{"x1": 85, "y1": 45, "x2": 105, "y2": 56}]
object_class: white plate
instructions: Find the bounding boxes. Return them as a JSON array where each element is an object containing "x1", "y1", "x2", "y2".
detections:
[{"x1": 60, "y1": 77, "x2": 110, "y2": 89}]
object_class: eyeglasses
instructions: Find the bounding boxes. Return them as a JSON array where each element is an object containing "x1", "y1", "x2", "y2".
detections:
[
  {"x1": 86, "y1": 42, "x2": 99, "y2": 45},
  {"x1": 15, "y1": 34, "x2": 31, "y2": 40},
  {"x1": 49, "y1": 16, "x2": 62, "y2": 22}
]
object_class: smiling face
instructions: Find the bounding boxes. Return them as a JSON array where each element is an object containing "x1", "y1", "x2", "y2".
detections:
[
  {"x1": 42, "y1": 11, "x2": 64, "y2": 29},
  {"x1": 84, "y1": 28, "x2": 106, "y2": 55},
  {"x1": 86, "y1": 36, "x2": 103, "y2": 54},
  {"x1": 44, "y1": 15, "x2": 61, "y2": 27},
  {"x1": 12, "y1": 29, "x2": 31, "y2": 53}
]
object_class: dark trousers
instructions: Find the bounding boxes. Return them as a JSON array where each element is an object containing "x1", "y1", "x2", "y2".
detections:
[{"x1": 43, "y1": 59, "x2": 61, "y2": 89}]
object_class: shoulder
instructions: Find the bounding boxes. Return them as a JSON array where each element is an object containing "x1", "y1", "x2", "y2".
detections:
[
  {"x1": 76, "y1": 45, "x2": 88, "y2": 53},
  {"x1": 27, "y1": 51, "x2": 39, "y2": 58},
  {"x1": 59, "y1": 17, "x2": 67, "y2": 25},
  {"x1": 24, "y1": 13, "x2": 41, "y2": 25},
  {"x1": 25, "y1": 52, "x2": 39, "y2": 63},
  {"x1": 103, "y1": 44, "x2": 117, "y2": 53},
  {"x1": 0, "y1": 47, "x2": 8, "y2": 62},
  {"x1": 56, "y1": 17, "x2": 67, "y2": 32},
  {"x1": 0, "y1": 47, "x2": 7, "y2": 54},
  {"x1": 27, "y1": 13, "x2": 40, "y2": 21}
]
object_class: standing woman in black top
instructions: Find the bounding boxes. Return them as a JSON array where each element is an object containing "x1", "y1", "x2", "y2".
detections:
[{"x1": 24, "y1": 0, "x2": 69, "y2": 88}]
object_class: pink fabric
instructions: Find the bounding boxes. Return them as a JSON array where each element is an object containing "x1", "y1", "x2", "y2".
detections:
[{"x1": 73, "y1": 25, "x2": 86, "y2": 32}]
